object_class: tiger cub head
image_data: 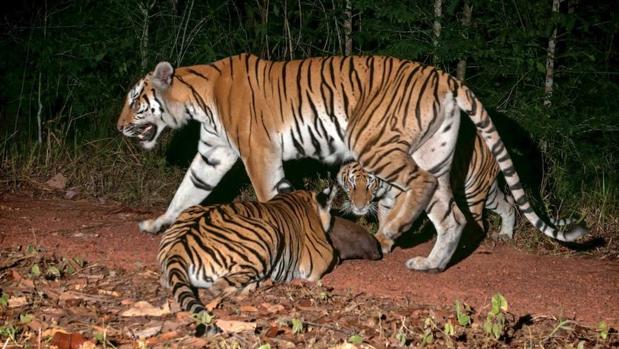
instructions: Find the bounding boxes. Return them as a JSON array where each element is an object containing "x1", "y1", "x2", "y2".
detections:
[
  {"x1": 116, "y1": 62, "x2": 184, "y2": 150},
  {"x1": 337, "y1": 161, "x2": 387, "y2": 216}
]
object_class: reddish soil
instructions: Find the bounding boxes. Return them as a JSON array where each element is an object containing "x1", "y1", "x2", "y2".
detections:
[{"x1": 1, "y1": 193, "x2": 617, "y2": 328}]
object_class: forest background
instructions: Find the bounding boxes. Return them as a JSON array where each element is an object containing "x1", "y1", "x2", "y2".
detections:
[{"x1": 0, "y1": 0, "x2": 617, "y2": 236}]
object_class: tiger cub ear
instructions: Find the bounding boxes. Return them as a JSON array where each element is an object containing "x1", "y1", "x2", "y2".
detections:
[
  {"x1": 316, "y1": 185, "x2": 338, "y2": 210},
  {"x1": 152, "y1": 61, "x2": 174, "y2": 90}
]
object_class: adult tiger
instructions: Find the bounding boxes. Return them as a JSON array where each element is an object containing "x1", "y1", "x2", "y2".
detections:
[
  {"x1": 337, "y1": 133, "x2": 517, "y2": 239},
  {"x1": 158, "y1": 188, "x2": 336, "y2": 334},
  {"x1": 118, "y1": 54, "x2": 586, "y2": 272}
]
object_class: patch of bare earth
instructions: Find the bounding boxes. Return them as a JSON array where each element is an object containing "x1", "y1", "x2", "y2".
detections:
[{"x1": 1, "y1": 192, "x2": 617, "y2": 348}]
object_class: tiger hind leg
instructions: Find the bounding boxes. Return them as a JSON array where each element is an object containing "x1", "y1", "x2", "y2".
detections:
[
  {"x1": 484, "y1": 180, "x2": 516, "y2": 240},
  {"x1": 405, "y1": 175, "x2": 466, "y2": 272}
]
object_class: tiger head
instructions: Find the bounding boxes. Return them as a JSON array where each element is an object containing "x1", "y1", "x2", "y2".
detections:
[
  {"x1": 116, "y1": 62, "x2": 185, "y2": 150},
  {"x1": 337, "y1": 162, "x2": 386, "y2": 216}
]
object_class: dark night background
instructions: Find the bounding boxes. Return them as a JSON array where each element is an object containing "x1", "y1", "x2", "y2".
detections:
[{"x1": 0, "y1": 0, "x2": 617, "y2": 228}]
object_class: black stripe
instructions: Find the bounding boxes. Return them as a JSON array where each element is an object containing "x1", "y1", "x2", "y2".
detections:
[{"x1": 190, "y1": 169, "x2": 214, "y2": 191}]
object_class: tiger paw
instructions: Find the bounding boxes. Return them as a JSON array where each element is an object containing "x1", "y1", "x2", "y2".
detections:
[
  {"x1": 405, "y1": 256, "x2": 444, "y2": 273},
  {"x1": 375, "y1": 234, "x2": 394, "y2": 254},
  {"x1": 139, "y1": 218, "x2": 164, "y2": 234}
]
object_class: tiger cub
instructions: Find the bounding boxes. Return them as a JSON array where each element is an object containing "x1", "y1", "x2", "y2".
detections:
[
  {"x1": 338, "y1": 133, "x2": 517, "y2": 238},
  {"x1": 158, "y1": 188, "x2": 347, "y2": 331}
]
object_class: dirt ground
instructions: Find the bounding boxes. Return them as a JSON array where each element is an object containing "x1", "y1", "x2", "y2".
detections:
[{"x1": 1, "y1": 192, "x2": 618, "y2": 347}]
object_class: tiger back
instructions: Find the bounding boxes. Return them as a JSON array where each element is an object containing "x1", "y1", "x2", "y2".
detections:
[{"x1": 157, "y1": 188, "x2": 337, "y2": 317}]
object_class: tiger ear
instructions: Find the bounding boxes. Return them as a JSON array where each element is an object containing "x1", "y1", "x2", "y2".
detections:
[
  {"x1": 152, "y1": 61, "x2": 174, "y2": 90},
  {"x1": 316, "y1": 185, "x2": 337, "y2": 210}
]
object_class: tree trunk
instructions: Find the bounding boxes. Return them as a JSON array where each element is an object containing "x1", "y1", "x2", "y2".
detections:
[
  {"x1": 544, "y1": 0, "x2": 562, "y2": 107},
  {"x1": 433, "y1": 0, "x2": 442, "y2": 64},
  {"x1": 139, "y1": 0, "x2": 156, "y2": 71},
  {"x1": 344, "y1": 0, "x2": 353, "y2": 55},
  {"x1": 36, "y1": 1, "x2": 48, "y2": 145},
  {"x1": 456, "y1": 1, "x2": 473, "y2": 81},
  {"x1": 283, "y1": 0, "x2": 293, "y2": 59}
]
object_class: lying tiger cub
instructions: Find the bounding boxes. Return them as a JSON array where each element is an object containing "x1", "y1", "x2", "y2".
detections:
[{"x1": 158, "y1": 188, "x2": 380, "y2": 334}]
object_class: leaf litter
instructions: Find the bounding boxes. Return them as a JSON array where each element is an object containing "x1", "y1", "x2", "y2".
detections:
[{"x1": 0, "y1": 246, "x2": 616, "y2": 348}]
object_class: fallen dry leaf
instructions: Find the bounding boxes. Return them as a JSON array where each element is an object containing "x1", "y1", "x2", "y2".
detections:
[
  {"x1": 64, "y1": 188, "x2": 79, "y2": 200},
  {"x1": 43, "y1": 327, "x2": 68, "y2": 338},
  {"x1": 261, "y1": 302, "x2": 285, "y2": 313},
  {"x1": 161, "y1": 320, "x2": 184, "y2": 332},
  {"x1": 50, "y1": 332, "x2": 92, "y2": 349},
  {"x1": 132, "y1": 324, "x2": 162, "y2": 339},
  {"x1": 329, "y1": 344, "x2": 358, "y2": 349},
  {"x1": 180, "y1": 337, "x2": 210, "y2": 347},
  {"x1": 205, "y1": 297, "x2": 222, "y2": 311},
  {"x1": 46, "y1": 173, "x2": 68, "y2": 190},
  {"x1": 8, "y1": 295, "x2": 28, "y2": 308},
  {"x1": 27, "y1": 319, "x2": 45, "y2": 332},
  {"x1": 11, "y1": 269, "x2": 24, "y2": 281},
  {"x1": 239, "y1": 305, "x2": 259, "y2": 313},
  {"x1": 265, "y1": 325, "x2": 283, "y2": 337},
  {"x1": 215, "y1": 319, "x2": 257, "y2": 333},
  {"x1": 175, "y1": 311, "x2": 193, "y2": 322},
  {"x1": 121, "y1": 301, "x2": 170, "y2": 317},
  {"x1": 97, "y1": 289, "x2": 121, "y2": 297},
  {"x1": 145, "y1": 331, "x2": 180, "y2": 346},
  {"x1": 78, "y1": 341, "x2": 96, "y2": 349}
]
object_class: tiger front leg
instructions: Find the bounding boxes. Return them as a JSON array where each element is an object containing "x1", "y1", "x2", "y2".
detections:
[
  {"x1": 404, "y1": 175, "x2": 466, "y2": 272},
  {"x1": 242, "y1": 149, "x2": 291, "y2": 202},
  {"x1": 360, "y1": 151, "x2": 438, "y2": 255},
  {"x1": 139, "y1": 146, "x2": 238, "y2": 233}
]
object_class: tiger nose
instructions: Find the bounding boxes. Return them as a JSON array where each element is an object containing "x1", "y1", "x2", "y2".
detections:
[{"x1": 116, "y1": 122, "x2": 124, "y2": 132}]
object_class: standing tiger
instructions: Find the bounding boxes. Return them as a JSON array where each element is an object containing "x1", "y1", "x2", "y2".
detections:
[
  {"x1": 337, "y1": 133, "x2": 517, "y2": 239},
  {"x1": 158, "y1": 188, "x2": 337, "y2": 321},
  {"x1": 118, "y1": 54, "x2": 586, "y2": 272}
]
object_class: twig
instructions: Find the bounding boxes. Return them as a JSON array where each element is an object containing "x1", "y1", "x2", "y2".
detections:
[
  {"x1": 0, "y1": 253, "x2": 37, "y2": 272},
  {"x1": 71, "y1": 263, "x2": 102, "y2": 276},
  {"x1": 302, "y1": 320, "x2": 352, "y2": 335}
]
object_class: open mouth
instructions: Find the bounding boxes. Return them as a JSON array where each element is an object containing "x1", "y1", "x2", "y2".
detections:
[{"x1": 135, "y1": 123, "x2": 157, "y2": 142}]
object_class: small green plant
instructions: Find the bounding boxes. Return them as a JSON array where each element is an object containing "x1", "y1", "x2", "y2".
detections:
[
  {"x1": 0, "y1": 324, "x2": 18, "y2": 343},
  {"x1": 348, "y1": 334, "x2": 363, "y2": 345},
  {"x1": 257, "y1": 344, "x2": 271, "y2": 349},
  {"x1": 30, "y1": 263, "x2": 41, "y2": 277},
  {"x1": 19, "y1": 314, "x2": 33, "y2": 325},
  {"x1": 192, "y1": 311, "x2": 215, "y2": 327},
  {"x1": 454, "y1": 300, "x2": 471, "y2": 326},
  {"x1": 46, "y1": 265, "x2": 61, "y2": 279},
  {"x1": 395, "y1": 330, "x2": 407, "y2": 346},
  {"x1": 25, "y1": 245, "x2": 37, "y2": 255},
  {"x1": 94, "y1": 328, "x2": 115, "y2": 349},
  {"x1": 290, "y1": 318, "x2": 304, "y2": 334},
  {"x1": 444, "y1": 320, "x2": 455, "y2": 336},
  {"x1": 598, "y1": 321, "x2": 609, "y2": 341},
  {"x1": 421, "y1": 317, "x2": 435, "y2": 345},
  {"x1": 545, "y1": 319, "x2": 574, "y2": 341},
  {"x1": 0, "y1": 293, "x2": 8, "y2": 307},
  {"x1": 395, "y1": 317, "x2": 410, "y2": 346},
  {"x1": 483, "y1": 293, "x2": 509, "y2": 340}
]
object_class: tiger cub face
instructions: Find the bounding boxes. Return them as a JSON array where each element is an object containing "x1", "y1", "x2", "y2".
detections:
[
  {"x1": 116, "y1": 62, "x2": 180, "y2": 150},
  {"x1": 337, "y1": 162, "x2": 388, "y2": 216}
]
